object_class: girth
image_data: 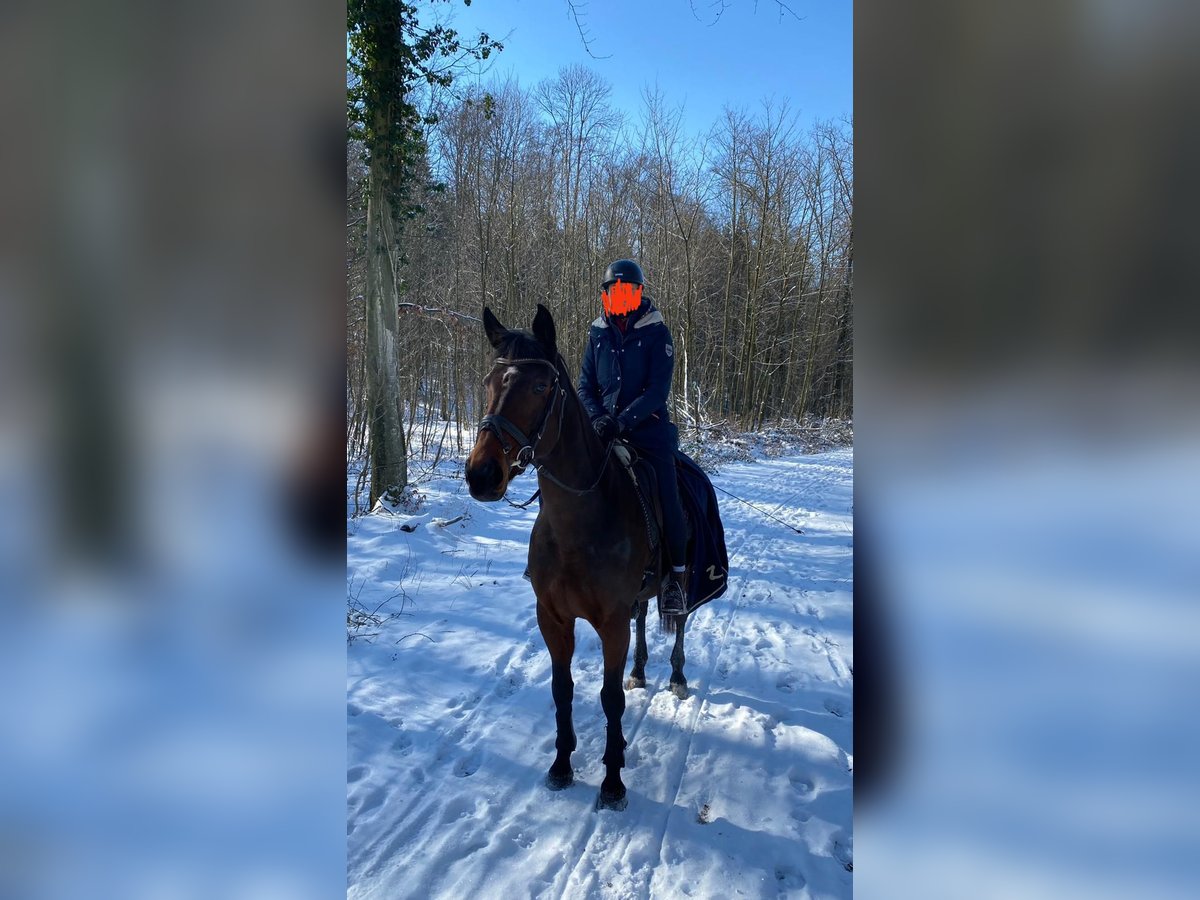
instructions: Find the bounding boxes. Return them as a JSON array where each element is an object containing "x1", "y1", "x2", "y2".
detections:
[{"x1": 613, "y1": 442, "x2": 661, "y2": 554}]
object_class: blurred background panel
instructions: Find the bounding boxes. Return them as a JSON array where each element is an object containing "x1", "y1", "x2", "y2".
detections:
[
  {"x1": 0, "y1": 1, "x2": 345, "y2": 898},
  {"x1": 856, "y1": 0, "x2": 1200, "y2": 897}
]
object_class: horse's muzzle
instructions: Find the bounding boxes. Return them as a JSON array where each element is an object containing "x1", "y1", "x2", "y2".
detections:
[{"x1": 465, "y1": 454, "x2": 505, "y2": 501}]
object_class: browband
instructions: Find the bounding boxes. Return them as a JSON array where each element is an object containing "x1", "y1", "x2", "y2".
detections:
[{"x1": 491, "y1": 357, "x2": 559, "y2": 369}]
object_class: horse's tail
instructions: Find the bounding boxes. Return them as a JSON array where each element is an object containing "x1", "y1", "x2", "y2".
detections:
[{"x1": 659, "y1": 611, "x2": 686, "y2": 635}]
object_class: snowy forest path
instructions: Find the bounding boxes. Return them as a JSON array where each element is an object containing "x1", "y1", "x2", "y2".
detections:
[{"x1": 347, "y1": 449, "x2": 854, "y2": 900}]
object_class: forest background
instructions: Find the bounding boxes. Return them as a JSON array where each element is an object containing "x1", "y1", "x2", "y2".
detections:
[{"x1": 347, "y1": 1, "x2": 852, "y2": 504}]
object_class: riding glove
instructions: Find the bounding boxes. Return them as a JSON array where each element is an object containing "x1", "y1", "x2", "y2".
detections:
[{"x1": 593, "y1": 415, "x2": 621, "y2": 442}]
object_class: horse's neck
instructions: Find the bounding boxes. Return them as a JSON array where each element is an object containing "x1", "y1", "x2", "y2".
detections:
[
  {"x1": 559, "y1": 386, "x2": 606, "y2": 470},
  {"x1": 536, "y1": 396, "x2": 631, "y2": 534},
  {"x1": 537, "y1": 466, "x2": 634, "y2": 550}
]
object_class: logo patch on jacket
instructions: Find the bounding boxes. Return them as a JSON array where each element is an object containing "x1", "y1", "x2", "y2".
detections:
[{"x1": 665, "y1": 344, "x2": 673, "y2": 357}]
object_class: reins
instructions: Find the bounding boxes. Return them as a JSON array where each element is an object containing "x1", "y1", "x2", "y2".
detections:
[{"x1": 477, "y1": 354, "x2": 616, "y2": 506}]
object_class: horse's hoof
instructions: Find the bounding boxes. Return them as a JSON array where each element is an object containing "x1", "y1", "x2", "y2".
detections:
[
  {"x1": 595, "y1": 787, "x2": 628, "y2": 811},
  {"x1": 624, "y1": 676, "x2": 646, "y2": 690},
  {"x1": 546, "y1": 769, "x2": 574, "y2": 791},
  {"x1": 669, "y1": 681, "x2": 689, "y2": 700}
]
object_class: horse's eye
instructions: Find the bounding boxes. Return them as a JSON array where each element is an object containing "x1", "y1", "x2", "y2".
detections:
[{"x1": 533, "y1": 383, "x2": 547, "y2": 394}]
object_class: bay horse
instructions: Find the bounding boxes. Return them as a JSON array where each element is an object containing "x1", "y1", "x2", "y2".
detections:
[{"x1": 465, "y1": 303, "x2": 691, "y2": 811}]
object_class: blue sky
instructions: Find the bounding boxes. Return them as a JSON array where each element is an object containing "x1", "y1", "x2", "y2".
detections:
[{"x1": 444, "y1": 0, "x2": 851, "y2": 139}]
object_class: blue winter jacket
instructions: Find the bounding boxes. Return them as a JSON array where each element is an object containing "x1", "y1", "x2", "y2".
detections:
[{"x1": 577, "y1": 301, "x2": 676, "y2": 444}]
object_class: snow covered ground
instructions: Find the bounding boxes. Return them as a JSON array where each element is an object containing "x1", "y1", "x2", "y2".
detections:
[{"x1": 347, "y1": 447, "x2": 853, "y2": 899}]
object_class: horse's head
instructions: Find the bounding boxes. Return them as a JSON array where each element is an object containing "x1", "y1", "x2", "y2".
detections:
[{"x1": 466, "y1": 304, "x2": 561, "y2": 501}]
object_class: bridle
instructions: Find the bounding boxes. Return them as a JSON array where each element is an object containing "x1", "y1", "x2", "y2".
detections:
[
  {"x1": 477, "y1": 356, "x2": 564, "y2": 474},
  {"x1": 476, "y1": 354, "x2": 616, "y2": 503}
]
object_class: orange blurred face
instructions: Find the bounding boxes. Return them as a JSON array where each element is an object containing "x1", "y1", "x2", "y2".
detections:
[{"x1": 602, "y1": 280, "x2": 642, "y2": 315}]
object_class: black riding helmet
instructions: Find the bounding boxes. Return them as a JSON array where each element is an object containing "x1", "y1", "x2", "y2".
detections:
[{"x1": 601, "y1": 259, "x2": 644, "y2": 289}]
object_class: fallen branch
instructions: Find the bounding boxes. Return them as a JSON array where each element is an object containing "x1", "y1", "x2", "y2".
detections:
[{"x1": 396, "y1": 632, "x2": 437, "y2": 644}]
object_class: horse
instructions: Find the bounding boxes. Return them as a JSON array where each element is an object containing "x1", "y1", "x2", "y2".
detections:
[{"x1": 465, "y1": 303, "x2": 691, "y2": 811}]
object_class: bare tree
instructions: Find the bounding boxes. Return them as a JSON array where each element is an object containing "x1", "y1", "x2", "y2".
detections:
[{"x1": 347, "y1": 65, "x2": 852, "y2": 494}]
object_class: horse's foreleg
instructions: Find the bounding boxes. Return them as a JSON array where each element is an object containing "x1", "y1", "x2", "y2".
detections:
[
  {"x1": 597, "y1": 618, "x2": 631, "y2": 810},
  {"x1": 538, "y1": 603, "x2": 576, "y2": 790},
  {"x1": 669, "y1": 614, "x2": 688, "y2": 699},
  {"x1": 625, "y1": 601, "x2": 648, "y2": 689}
]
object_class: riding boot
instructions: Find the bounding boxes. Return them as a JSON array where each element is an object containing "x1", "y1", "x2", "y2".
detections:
[{"x1": 661, "y1": 567, "x2": 687, "y2": 614}]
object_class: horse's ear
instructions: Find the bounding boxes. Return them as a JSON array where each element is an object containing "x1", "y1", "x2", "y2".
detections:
[
  {"x1": 483, "y1": 307, "x2": 507, "y2": 350},
  {"x1": 532, "y1": 303, "x2": 557, "y2": 356}
]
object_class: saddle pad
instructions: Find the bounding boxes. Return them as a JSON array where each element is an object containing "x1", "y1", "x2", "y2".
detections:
[{"x1": 675, "y1": 450, "x2": 729, "y2": 611}]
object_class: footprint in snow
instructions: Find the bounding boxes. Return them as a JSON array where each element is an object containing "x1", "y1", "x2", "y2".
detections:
[
  {"x1": 787, "y1": 768, "x2": 815, "y2": 797},
  {"x1": 831, "y1": 836, "x2": 853, "y2": 872},
  {"x1": 448, "y1": 694, "x2": 481, "y2": 719},
  {"x1": 775, "y1": 865, "x2": 806, "y2": 891},
  {"x1": 454, "y1": 751, "x2": 482, "y2": 777},
  {"x1": 501, "y1": 825, "x2": 535, "y2": 850},
  {"x1": 823, "y1": 697, "x2": 849, "y2": 718},
  {"x1": 776, "y1": 672, "x2": 797, "y2": 693},
  {"x1": 347, "y1": 765, "x2": 369, "y2": 784},
  {"x1": 356, "y1": 787, "x2": 385, "y2": 816},
  {"x1": 439, "y1": 796, "x2": 474, "y2": 823},
  {"x1": 496, "y1": 671, "x2": 525, "y2": 697},
  {"x1": 392, "y1": 735, "x2": 413, "y2": 755}
]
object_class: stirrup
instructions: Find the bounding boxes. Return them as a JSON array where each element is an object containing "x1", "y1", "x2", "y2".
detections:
[{"x1": 661, "y1": 577, "x2": 687, "y2": 615}]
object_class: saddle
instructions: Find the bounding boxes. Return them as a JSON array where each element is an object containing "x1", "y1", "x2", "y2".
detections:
[
  {"x1": 613, "y1": 441, "x2": 682, "y2": 615},
  {"x1": 613, "y1": 440, "x2": 729, "y2": 616}
]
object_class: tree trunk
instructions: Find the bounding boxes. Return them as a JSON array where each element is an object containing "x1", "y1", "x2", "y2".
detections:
[{"x1": 365, "y1": 159, "x2": 408, "y2": 506}]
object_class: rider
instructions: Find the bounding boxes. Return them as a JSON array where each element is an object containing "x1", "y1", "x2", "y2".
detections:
[{"x1": 577, "y1": 259, "x2": 688, "y2": 614}]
